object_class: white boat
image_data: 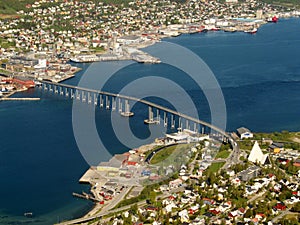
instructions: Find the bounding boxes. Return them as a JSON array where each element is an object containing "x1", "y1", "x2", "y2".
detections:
[
  {"x1": 244, "y1": 28, "x2": 257, "y2": 34},
  {"x1": 34, "y1": 81, "x2": 42, "y2": 86},
  {"x1": 24, "y1": 212, "x2": 33, "y2": 217}
]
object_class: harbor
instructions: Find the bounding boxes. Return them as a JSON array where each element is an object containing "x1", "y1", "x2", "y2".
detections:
[{"x1": 0, "y1": 0, "x2": 300, "y2": 223}]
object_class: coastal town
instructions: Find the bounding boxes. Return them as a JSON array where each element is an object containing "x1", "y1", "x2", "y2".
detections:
[
  {"x1": 1, "y1": 0, "x2": 300, "y2": 97},
  {"x1": 0, "y1": 0, "x2": 300, "y2": 225},
  {"x1": 61, "y1": 128, "x2": 300, "y2": 225}
]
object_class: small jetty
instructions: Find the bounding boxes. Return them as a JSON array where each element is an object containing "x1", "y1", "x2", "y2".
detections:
[
  {"x1": 72, "y1": 192, "x2": 100, "y2": 202},
  {"x1": 0, "y1": 98, "x2": 40, "y2": 101}
]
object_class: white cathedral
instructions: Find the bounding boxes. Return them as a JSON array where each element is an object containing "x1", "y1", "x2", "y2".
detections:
[{"x1": 248, "y1": 141, "x2": 271, "y2": 165}]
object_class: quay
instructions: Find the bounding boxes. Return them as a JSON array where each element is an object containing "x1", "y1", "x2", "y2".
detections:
[{"x1": 0, "y1": 97, "x2": 40, "y2": 101}]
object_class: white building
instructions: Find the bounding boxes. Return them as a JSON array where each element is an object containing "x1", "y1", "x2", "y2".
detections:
[
  {"x1": 237, "y1": 127, "x2": 253, "y2": 139},
  {"x1": 248, "y1": 141, "x2": 270, "y2": 165}
]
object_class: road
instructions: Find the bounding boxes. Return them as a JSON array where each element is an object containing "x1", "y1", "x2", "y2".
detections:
[
  {"x1": 247, "y1": 190, "x2": 266, "y2": 204},
  {"x1": 222, "y1": 137, "x2": 240, "y2": 170},
  {"x1": 271, "y1": 210, "x2": 294, "y2": 223},
  {"x1": 100, "y1": 186, "x2": 131, "y2": 213},
  {"x1": 56, "y1": 186, "x2": 185, "y2": 225}
]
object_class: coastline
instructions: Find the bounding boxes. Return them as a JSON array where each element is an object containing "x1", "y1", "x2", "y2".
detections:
[
  {"x1": 62, "y1": 142, "x2": 160, "y2": 223},
  {"x1": 61, "y1": 16, "x2": 300, "y2": 224}
]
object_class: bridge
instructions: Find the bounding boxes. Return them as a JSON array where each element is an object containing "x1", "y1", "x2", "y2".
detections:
[
  {"x1": 39, "y1": 80, "x2": 240, "y2": 225},
  {"x1": 39, "y1": 80, "x2": 233, "y2": 142}
]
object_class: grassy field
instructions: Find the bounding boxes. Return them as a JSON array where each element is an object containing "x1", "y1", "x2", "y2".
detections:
[
  {"x1": 150, "y1": 145, "x2": 178, "y2": 164},
  {"x1": 150, "y1": 144, "x2": 192, "y2": 166},
  {"x1": 237, "y1": 131, "x2": 300, "y2": 150},
  {"x1": 206, "y1": 162, "x2": 225, "y2": 173},
  {"x1": 0, "y1": 0, "x2": 35, "y2": 14},
  {"x1": 261, "y1": 0, "x2": 300, "y2": 7},
  {"x1": 215, "y1": 150, "x2": 230, "y2": 159}
]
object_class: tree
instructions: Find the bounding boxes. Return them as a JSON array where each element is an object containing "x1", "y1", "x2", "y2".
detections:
[
  {"x1": 244, "y1": 209, "x2": 253, "y2": 218},
  {"x1": 291, "y1": 202, "x2": 300, "y2": 212}
]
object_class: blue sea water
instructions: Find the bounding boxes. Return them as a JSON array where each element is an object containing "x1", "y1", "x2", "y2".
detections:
[{"x1": 0, "y1": 18, "x2": 300, "y2": 224}]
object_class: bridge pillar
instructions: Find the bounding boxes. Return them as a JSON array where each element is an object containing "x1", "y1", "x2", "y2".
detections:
[
  {"x1": 145, "y1": 106, "x2": 153, "y2": 123},
  {"x1": 88, "y1": 92, "x2": 92, "y2": 104},
  {"x1": 112, "y1": 97, "x2": 116, "y2": 111},
  {"x1": 54, "y1": 85, "x2": 58, "y2": 94},
  {"x1": 178, "y1": 117, "x2": 182, "y2": 131},
  {"x1": 171, "y1": 114, "x2": 175, "y2": 129},
  {"x1": 156, "y1": 109, "x2": 160, "y2": 124},
  {"x1": 106, "y1": 96, "x2": 110, "y2": 109},
  {"x1": 65, "y1": 87, "x2": 69, "y2": 97},
  {"x1": 49, "y1": 84, "x2": 53, "y2": 92},
  {"x1": 94, "y1": 93, "x2": 97, "y2": 105},
  {"x1": 201, "y1": 126, "x2": 205, "y2": 134},
  {"x1": 100, "y1": 95, "x2": 103, "y2": 107},
  {"x1": 59, "y1": 86, "x2": 63, "y2": 95},
  {"x1": 193, "y1": 123, "x2": 197, "y2": 133},
  {"x1": 125, "y1": 100, "x2": 128, "y2": 113},
  {"x1": 43, "y1": 83, "x2": 48, "y2": 91},
  {"x1": 149, "y1": 106, "x2": 153, "y2": 121},
  {"x1": 70, "y1": 89, "x2": 74, "y2": 99},
  {"x1": 75, "y1": 90, "x2": 79, "y2": 100},
  {"x1": 82, "y1": 91, "x2": 86, "y2": 102},
  {"x1": 163, "y1": 112, "x2": 167, "y2": 127},
  {"x1": 186, "y1": 120, "x2": 189, "y2": 130},
  {"x1": 118, "y1": 99, "x2": 122, "y2": 113}
]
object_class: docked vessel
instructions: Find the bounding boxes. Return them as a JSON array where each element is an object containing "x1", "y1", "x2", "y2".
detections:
[
  {"x1": 244, "y1": 27, "x2": 257, "y2": 34},
  {"x1": 267, "y1": 16, "x2": 278, "y2": 23}
]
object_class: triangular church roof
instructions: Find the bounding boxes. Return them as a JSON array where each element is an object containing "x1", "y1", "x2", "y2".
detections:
[{"x1": 248, "y1": 141, "x2": 270, "y2": 165}]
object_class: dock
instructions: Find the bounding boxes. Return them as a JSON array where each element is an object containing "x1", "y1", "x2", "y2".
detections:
[
  {"x1": 0, "y1": 98, "x2": 40, "y2": 101},
  {"x1": 72, "y1": 192, "x2": 100, "y2": 202}
]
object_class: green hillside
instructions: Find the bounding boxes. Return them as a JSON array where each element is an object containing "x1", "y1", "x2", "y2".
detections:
[{"x1": 0, "y1": 0, "x2": 35, "y2": 14}]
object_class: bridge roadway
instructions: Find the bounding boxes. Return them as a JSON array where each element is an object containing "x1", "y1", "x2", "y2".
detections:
[{"x1": 41, "y1": 81, "x2": 232, "y2": 140}]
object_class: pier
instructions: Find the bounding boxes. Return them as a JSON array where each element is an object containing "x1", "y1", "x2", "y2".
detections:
[
  {"x1": 0, "y1": 97, "x2": 40, "y2": 101},
  {"x1": 72, "y1": 192, "x2": 100, "y2": 202}
]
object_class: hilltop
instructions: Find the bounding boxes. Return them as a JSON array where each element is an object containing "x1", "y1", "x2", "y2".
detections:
[{"x1": 0, "y1": 0, "x2": 185, "y2": 15}]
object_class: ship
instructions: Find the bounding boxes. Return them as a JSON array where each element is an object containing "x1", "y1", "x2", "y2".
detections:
[
  {"x1": 24, "y1": 212, "x2": 33, "y2": 218},
  {"x1": 244, "y1": 28, "x2": 257, "y2": 34},
  {"x1": 267, "y1": 16, "x2": 278, "y2": 23}
]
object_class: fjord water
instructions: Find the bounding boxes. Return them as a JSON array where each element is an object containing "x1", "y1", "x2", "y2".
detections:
[{"x1": 0, "y1": 18, "x2": 300, "y2": 224}]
